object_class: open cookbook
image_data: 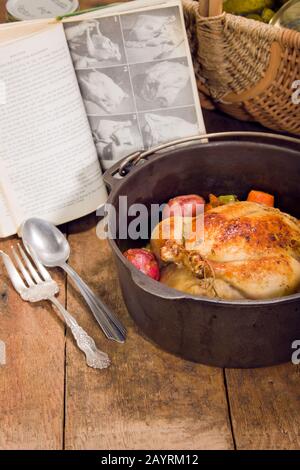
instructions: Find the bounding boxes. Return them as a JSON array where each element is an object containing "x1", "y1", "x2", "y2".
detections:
[{"x1": 0, "y1": 0, "x2": 206, "y2": 238}]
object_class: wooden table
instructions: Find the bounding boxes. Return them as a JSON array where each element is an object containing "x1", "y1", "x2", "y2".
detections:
[{"x1": 1, "y1": 0, "x2": 300, "y2": 451}]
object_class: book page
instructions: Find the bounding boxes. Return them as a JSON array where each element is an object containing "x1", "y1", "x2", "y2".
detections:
[
  {"x1": 0, "y1": 24, "x2": 107, "y2": 237},
  {"x1": 0, "y1": 19, "x2": 53, "y2": 44},
  {"x1": 0, "y1": 190, "x2": 15, "y2": 239},
  {"x1": 63, "y1": 0, "x2": 206, "y2": 170}
]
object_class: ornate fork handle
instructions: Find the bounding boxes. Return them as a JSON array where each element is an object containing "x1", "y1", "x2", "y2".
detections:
[{"x1": 50, "y1": 296, "x2": 110, "y2": 370}]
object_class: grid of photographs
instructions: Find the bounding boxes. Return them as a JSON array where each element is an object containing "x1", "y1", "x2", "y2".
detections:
[{"x1": 64, "y1": 6, "x2": 204, "y2": 169}]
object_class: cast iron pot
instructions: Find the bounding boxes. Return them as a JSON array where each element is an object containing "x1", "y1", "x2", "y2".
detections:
[{"x1": 103, "y1": 132, "x2": 300, "y2": 368}]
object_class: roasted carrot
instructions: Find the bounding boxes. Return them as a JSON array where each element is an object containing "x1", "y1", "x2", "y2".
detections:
[
  {"x1": 247, "y1": 190, "x2": 274, "y2": 207},
  {"x1": 209, "y1": 194, "x2": 220, "y2": 207}
]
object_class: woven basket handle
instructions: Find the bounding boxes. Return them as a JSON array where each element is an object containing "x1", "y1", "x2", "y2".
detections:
[{"x1": 208, "y1": 0, "x2": 223, "y2": 16}]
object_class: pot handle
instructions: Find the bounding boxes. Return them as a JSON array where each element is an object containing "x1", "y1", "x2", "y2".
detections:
[
  {"x1": 103, "y1": 131, "x2": 300, "y2": 190},
  {"x1": 103, "y1": 151, "x2": 143, "y2": 192},
  {"x1": 107, "y1": 131, "x2": 300, "y2": 180}
]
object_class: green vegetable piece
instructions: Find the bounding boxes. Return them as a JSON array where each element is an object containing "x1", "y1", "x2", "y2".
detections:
[
  {"x1": 223, "y1": 0, "x2": 265, "y2": 14},
  {"x1": 218, "y1": 195, "x2": 238, "y2": 205},
  {"x1": 261, "y1": 7, "x2": 275, "y2": 21},
  {"x1": 246, "y1": 13, "x2": 264, "y2": 20}
]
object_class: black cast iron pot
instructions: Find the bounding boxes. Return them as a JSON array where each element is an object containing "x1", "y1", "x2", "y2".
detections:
[{"x1": 103, "y1": 132, "x2": 300, "y2": 368}]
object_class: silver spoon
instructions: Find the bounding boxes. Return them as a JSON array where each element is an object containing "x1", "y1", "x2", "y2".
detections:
[{"x1": 21, "y1": 217, "x2": 126, "y2": 343}]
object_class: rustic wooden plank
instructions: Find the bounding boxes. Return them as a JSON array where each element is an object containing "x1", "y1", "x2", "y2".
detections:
[
  {"x1": 0, "y1": 2, "x2": 6, "y2": 23},
  {"x1": 0, "y1": 237, "x2": 66, "y2": 449},
  {"x1": 0, "y1": 0, "x2": 120, "y2": 449},
  {"x1": 64, "y1": 214, "x2": 234, "y2": 450},
  {"x1": 226, "y1": 364, "x2": 300, "y2": 449}
]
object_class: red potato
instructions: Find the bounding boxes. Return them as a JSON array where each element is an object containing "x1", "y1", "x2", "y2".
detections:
[
  {"x1": 123, "y1": 248, "x2": 160, "y2": 281},
  {"x1": 162, "y1": 194, "x2": 205, "y2": 219}
]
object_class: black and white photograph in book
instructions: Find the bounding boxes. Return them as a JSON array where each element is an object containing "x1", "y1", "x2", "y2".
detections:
[
  {"x1": 139, "y1": 106, "x2": 199, "y2": 148},
  {"x1": 89, "y1": 114, "x2": 143, "y2": 169},
  {"x1": 77, "y1": 67, "x2": 135, "y2": 115},
  {"x1": 64, "y1": 17, "x2": 126, "y2": 69},
  {"x1": 130, "y1": 57, "x2": 194, "y2": 111},
  {"x1": 121, "y1": 6, "x2": 186, "y2": 64}
]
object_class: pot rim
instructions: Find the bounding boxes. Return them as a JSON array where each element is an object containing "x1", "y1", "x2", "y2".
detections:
[
  {"x1": 108, "y1": 237, "x2": 300, "y2": 306},
  {"x1": 105, "y1": 131, "x2": 300, "y2": 307}
]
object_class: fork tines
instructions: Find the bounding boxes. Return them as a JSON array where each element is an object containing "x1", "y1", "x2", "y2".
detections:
[{"x1": 12, "y1": 243, "x2": 51, "y2": 285}]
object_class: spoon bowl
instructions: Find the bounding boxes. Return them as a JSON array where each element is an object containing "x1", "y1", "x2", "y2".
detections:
[
  {"x1": 22, "y1": 218, "x2": 70, "y2": 267},
  {"x1": 21, "y1": 217, "x2": 126, "y2": 343}
]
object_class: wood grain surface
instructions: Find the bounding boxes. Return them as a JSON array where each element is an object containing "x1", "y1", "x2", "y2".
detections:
[
  {"x1": 0, "y1": 1, "x2": 5, "y2": 23},
  {"x1": 0, "y1": 237, "x2": 66, "y2": 449},
  {"x1": 226, "y1": 365, "x2": 300, "y2": 450},
  {"x1": 64, "y1": 215, "x2": 233, "y2": 450},
  {"x1": 0, "y1": 0, "x2": 300, "y2": 451}
]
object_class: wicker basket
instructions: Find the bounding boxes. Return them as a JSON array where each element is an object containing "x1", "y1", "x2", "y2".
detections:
[{"x1": 183, "y1": 0, "x2": 300, "y2": 135}]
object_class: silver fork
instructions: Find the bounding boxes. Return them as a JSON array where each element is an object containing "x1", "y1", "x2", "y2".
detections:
[{"x1": 0, "y1": 245, "x2": 110, "y2": 370}]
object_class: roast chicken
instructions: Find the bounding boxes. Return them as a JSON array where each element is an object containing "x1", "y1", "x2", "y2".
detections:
[
  {"x1": 125, "y1": 14, "x2": 183, "y2": 59},
  {"x1": 95, "y1": 119, "x2": 133, "y2": 142},
  {"x1": 141, "y1": 61, "x2": 189, "y2": 107},
  {"x1": 126, "y1": 14, "x2": 176, "y2": 43},
  {"x1": 143, "y1": 113, "x2": 199, "y2": 147},
  {"x1": 151, "y1": 201, "x2": 300, "y2": 300},
  {"x1": 85, "y1": 22, "x2": 121, "y2": 62},
  {"x1": 65, "y1": 21, "x2": 121, "y2": 67},
  {"x1": 79, "y1": 70, "x2": 127, "y2": 114},
  {"x1": 93, "y1": 118, "x2": 141, "y2": 167}
]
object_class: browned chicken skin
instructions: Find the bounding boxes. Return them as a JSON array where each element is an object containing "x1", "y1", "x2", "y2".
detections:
[{"x1": 151, "y1": 202, "x2": 300, "y2": 300}]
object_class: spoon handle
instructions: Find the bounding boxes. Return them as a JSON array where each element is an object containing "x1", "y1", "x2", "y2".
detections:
[{"x1": 62, "y1": 263, "x2": 126, "y2": 343}]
